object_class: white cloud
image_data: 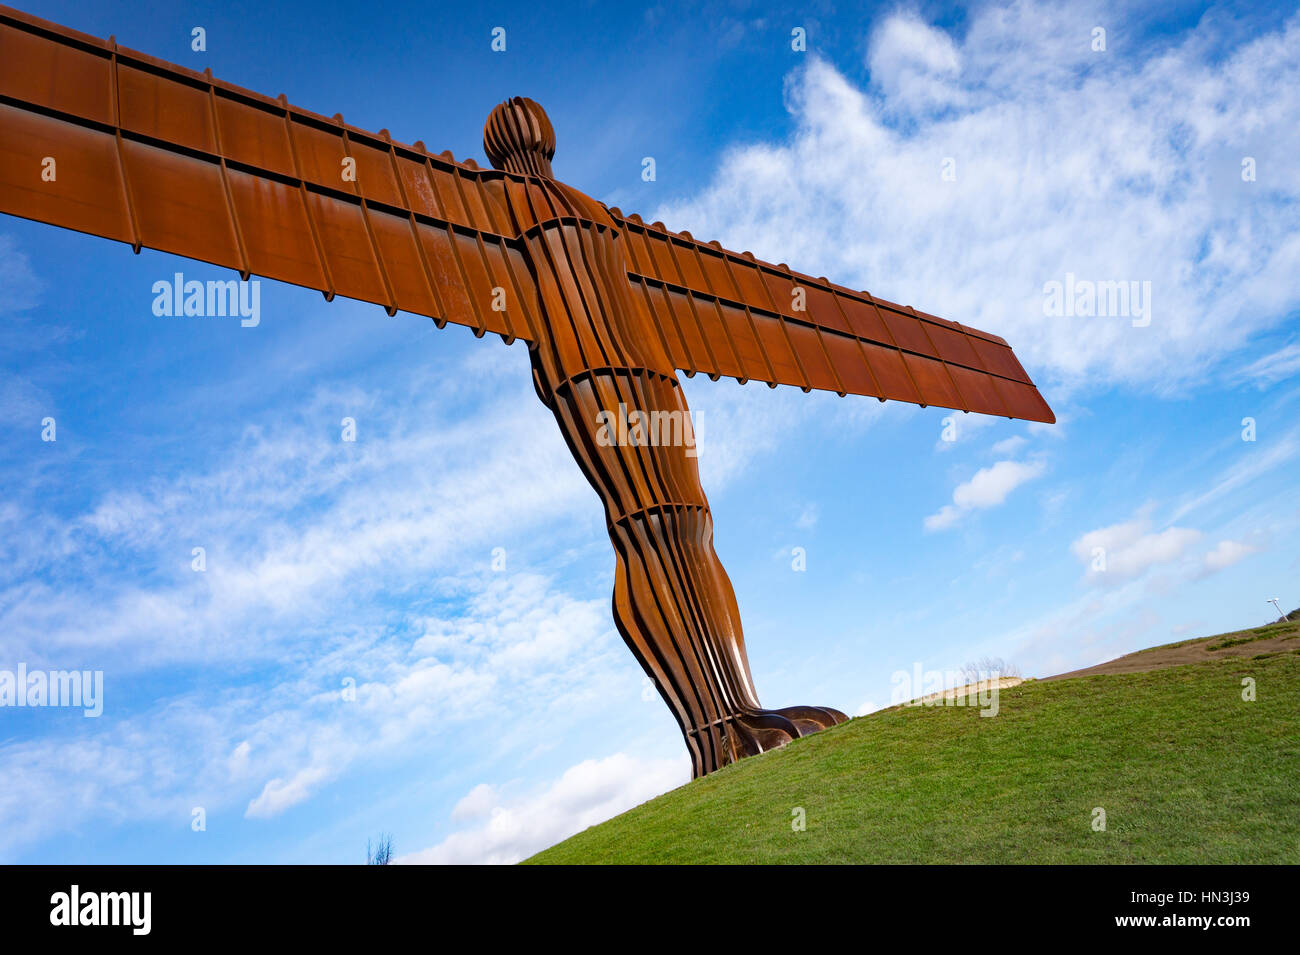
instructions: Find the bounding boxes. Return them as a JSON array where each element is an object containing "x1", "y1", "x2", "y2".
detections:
[
  {"x1": 451, "y1": 783, "x2": 498, "y2": 821},
  {"x1": 398, "y1": 752, "x2": 689, "y2": 865},
  {"x1": 246, "y1": 766, "x2": 331, "y2": 819},
  {"x1": 924, "y1": 504, "x2": 961, "y2": 531},
  {"x1": 924, "y1": 458, "x2": 1045, "y2": 531},
  {"x1": 1202, "y1": 538, "x2": 1258, "y2": 573},
  {"x1": 991, "y1": 435, "x2": 1027, "y2": 456},
  {"x1": 953, "y1": 459, "x2": 1043, "y2": 509},
  {"x1": 654, "y1": 5, "x2": 1300, "y2": 393},
  {"x1": 867, "y1": 11, "x2": 965, "y2": 112},
  {"x1": 411, "y1": 574, "x2": 609, "y2": 675},
  {"x1": 1070, "y1": 513, "x2": 1201, "y2": 582}
]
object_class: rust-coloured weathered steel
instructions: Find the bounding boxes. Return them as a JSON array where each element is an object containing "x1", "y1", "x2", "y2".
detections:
[{"x1": 0, "y1": 6, "x2": 1055, "y2": 777}]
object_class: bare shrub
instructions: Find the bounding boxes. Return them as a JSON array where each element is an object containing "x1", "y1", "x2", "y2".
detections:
[{"x1": 961, "y1": 656, "x2": 1021, "y2": 684}]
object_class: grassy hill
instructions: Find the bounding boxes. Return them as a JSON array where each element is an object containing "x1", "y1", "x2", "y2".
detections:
[{"x1": 526, "y1": 621, "x2": 1300, "y2": 864}]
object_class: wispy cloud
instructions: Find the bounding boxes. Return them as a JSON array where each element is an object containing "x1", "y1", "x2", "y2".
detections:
[
  {"x1": 0, "y1": 567, "x2": 625, "y2": 857},
  {"x1": 0, "y1": 376, "x2": 592, "y2": 670},
  {"x1": 1168, "y1": 430, "x2": 1300, "y2": 523},
  {"x1": 0, "y1": 234, "x2": 41, "y2": 313},
  {"x1": 1237, "y1": 342, "x2": 1300, "y2": 388},
  {"x1": 924, "y1": 458, "x2": 1045, "y2": 531}
]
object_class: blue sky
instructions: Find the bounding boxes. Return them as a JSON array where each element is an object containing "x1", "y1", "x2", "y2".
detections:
[{"x1": 2, "y1": 0, "x2": 1298, "y2": 863}]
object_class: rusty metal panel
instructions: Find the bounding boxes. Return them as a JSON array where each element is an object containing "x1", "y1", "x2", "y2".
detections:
[
  {"x1": 748, "y1": 311, "x2": 805, "y2": 387},
  {"x1": 0, "y1": 18, "x2": 114, "y2": 124},
  {"x1": 821, "y1": 331, "x2": 879, "y2": 397},
  {"x1": 0, "y1": 103, "x2": 132, "y2": 242},
  {"x1": 303, "y1": 191, "x2": 386, "y2": 304},
  {"x1": 347, "y1": 137, "x2": 404, "y2": 209},
  {"x1": 803, "y1": 284, "x2": 852, "y2": 335},
  {"x1": 903, "y1": 353, "x2": 964, "y2": 410},
  {"x1": 499, "y1": 242, "x2": 542, "y2": 341},
  {"x1": 635, "y1": 279, "x2": 691, "y2": 372},
  {"x1": 757, "y1": 267, "x2": 798, "y2": 319},
  {"x1": 835, "y1": 293, "x2": 893, "y2": 346},
  {"x1": 663, "y1": 287, "x2": 718, "y2": 374},
  {"x1": 880, "y1": 303, "x2": 940, "y2": 357},
  {"x1": 713, "y1": 301, "x2": 766, "y2": 382},
  {"x1": 644, "y1": 230, "x2": 683, "y2": 287},
  {"x1": 225, "y1": 167, "x2": 325, "y2": 289},
  {"x1": 947, "y1": 363, "x2": 1008, "y2": 417},
  {"x1": 971, "y1": 336, "x2": 1033, "y2": 384},
  {"x1": 117, "y1": 63, "x2": 216, "y2": 155},
  {"x1": 367, "y1": 206, "x2": 438, "y2": 317},
  {"x1": 393, "y1": 153, "x2": 443, "y2": 219},
  {"x1": 422, "y1": 162, "x2": 470, "y2": 228},
  {"x1": 860, "y1": 340, "x2": 921, "y2": 404},
  {"x1": 453, "y1": 230, "x2": 510, "y2": 337},
  {"x1": 414, "y1": 221, "x2": 476, "y2": 327},
  {"x1": 696, "y1": 246, "x2": 744, "y2": 302},
  {"x1": 288, "y1": 119, "x2": 355, "y2": 195},
  {"x1": 925, "y1": 320, "x2": 984, "y2": 368},
  {"x1": 454, "y1": 168, "x2": 498, "y2": 235},
  {"x1": 728, "y1": 258, "x2": 778, "y2": 313},
  {"x1": 692, "y1": 298, "x2": 743, "y2": 380},
  {"x1": 618, "y1": 225, "x2": 656, "y2": 277},
  {"x1": 476, "y1": 236, "x2": 527, "y2": 341},
  {"x1": 214, "y1": 94, "x2": 297, "y2": 178},
  {"x1": 667, "y1": 239, "x2": 709, "y2": 292},
  {"x1": 120, "y1": 137, "x2": 241, "y2": 268},
  {"x1": 994, "y1": 376, "x2": 1054, "y2": 421},
  {"x1": 784, "y1": 322, "x2": 840, "y2": 392}
]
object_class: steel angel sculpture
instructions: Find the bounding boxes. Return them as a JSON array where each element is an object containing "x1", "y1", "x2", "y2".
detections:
[{"x1": 0, "y1": 6, "x2": 1054, "y2": 776}]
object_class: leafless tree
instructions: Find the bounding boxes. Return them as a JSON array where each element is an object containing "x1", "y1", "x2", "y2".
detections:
[{"x1": 366, "y1": 834, "x2": 393, "y2": 866}]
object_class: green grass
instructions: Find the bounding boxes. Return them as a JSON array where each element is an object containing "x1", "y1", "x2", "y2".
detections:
[
  {"x1": 526, "y1": 653, "x2": 1300, "y2": 864},
  {"x1": 1208, "y1": 624, "x2": 1297, "y2": 650}
]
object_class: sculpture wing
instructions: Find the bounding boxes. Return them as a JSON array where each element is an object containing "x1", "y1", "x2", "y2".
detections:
[
  {"x1": 0, "y1": 5, "x2": 540, "y2": 342},
  {"x1": 610, "y1": 209, "x2": 1055, "y2": 424}
]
